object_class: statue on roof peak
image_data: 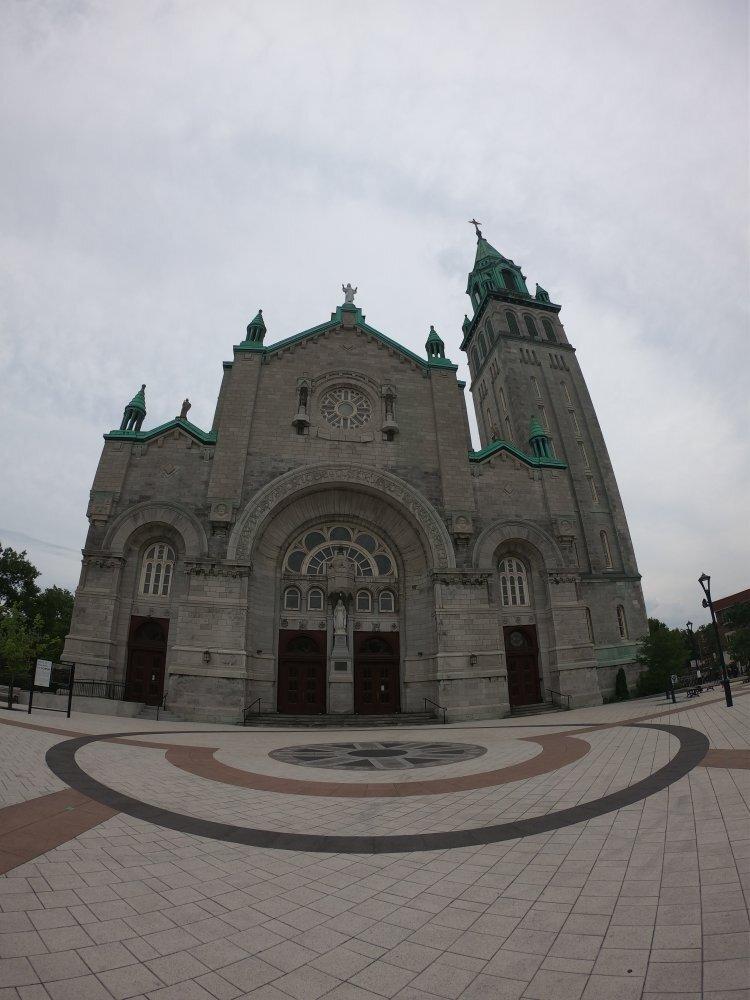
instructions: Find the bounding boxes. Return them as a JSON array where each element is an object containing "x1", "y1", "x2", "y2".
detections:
[{"x1": 342, "y1": 283, "x2": 357, "y2": 304}]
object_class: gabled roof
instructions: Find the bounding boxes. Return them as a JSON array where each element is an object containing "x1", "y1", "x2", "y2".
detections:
[
  {"x1": 105, "y1": 417, "x2": 217, "y2": 445},
  {"x1": 469, "y1": 438, "x2": 566, "y2": 469},
  {"x1": 235, "y1": 304, "x2": 458, "y2": 373}
]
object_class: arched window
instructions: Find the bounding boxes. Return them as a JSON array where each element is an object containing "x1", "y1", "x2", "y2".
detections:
[
  {"x1": 356, "y1": 590, "x2": 372, "y2": 612},
  {"x1": 478, "y1": 333, "x2": 487, "y2": 360},
  {"x1": 539, "y1": 405, "x2": 549, "y2": 430},
  {"x1": 585, "y1": 608, "x2": 595, "y2": 643},
  {"x1": 617, "y1": 605, "x2": 628, "y2": 639},
  {"x1": 562, "y1": 382, "x2": 572, "y2": 405},
  {"x1": 283, "y1": 586, "x2": 301, "y2": 611},
  {"x1": 379, "y1": 590, "x2": 395, "y2": 613},
  {"x1": 502, "y1": 269, "x2": 517, "y2": 292},
  {"x1": 485, "y1": 318, "x2": 495, "y2": 342},
  {"x1": 531, "y1": 376, "x2": 541, "y2": 399},
  {"x1": 524, "y1": 315, "x2": 539, "y2": 338},
  {"x1": 506, "y1": 312, "x2": 520, "y2": 337},
  {"x1": 542, "y1": 318, "x2": 557, "y2": 343},
  {"x1": 471, "y1": 347, "x2": 480, "y2": 373},
  {"x1": 600, "y1": 530, "x2": 613, "y2": 569},
  {"x1": 140, "y1": 543, "x2": 175, "y2": 597},
  {"x1": 498, "y1": 387, "x2": 508, "y2": 412},
  {"x1": 498, "y1": 558, "x2": 530, "y2": 607},
  {"x1": 307, "y1": 588, "x2": 324, "y2": 611}
]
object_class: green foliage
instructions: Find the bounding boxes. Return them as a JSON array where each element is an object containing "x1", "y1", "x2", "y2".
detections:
[
  {"x1": 724, "y1": 602, "x2": 750, "y2": 667},
  {"x1": 0, "y1": 543, "x2": 73, "y2": 672},
  {"x1": 635, "y1": 618, "x2": 690, "y2": 697},
  {"x1": 614, "y1": 667, "x2": 630, "y2": 701}
]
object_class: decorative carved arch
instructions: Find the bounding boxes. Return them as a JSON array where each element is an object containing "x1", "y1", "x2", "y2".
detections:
[
  {"x1": 472, "y1": 519, "x2": 565, "y2": 571},
  {"x1": 228, "y1": 463, "x2": 455, "y2": 569},
  {"x1": 102, "y1": 501, "x2": 209, "y2": 559}
]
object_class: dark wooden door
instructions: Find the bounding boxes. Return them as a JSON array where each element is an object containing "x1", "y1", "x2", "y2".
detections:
[
  {"x1": 354, "y1": 633, "x2": 400, "y2": 714},
  {"x1": 504, "y1": 625, "x2": 541, "y2": 707},
  {"x1": 125, "y1": 618, "x2": 168, "y2": 705},
  {"x1": 278, "y1": 631, "x2": 326, "y2": 714}
]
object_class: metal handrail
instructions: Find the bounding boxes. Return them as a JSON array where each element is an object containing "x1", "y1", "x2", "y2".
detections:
[
  {"x1": 548, "y1": 689, "x2": 571, "y2": 710},
  {"x1": 424, "y1": 697, "x2": 447, "y2": 724},
  {"x1": 243, "y1": 697, "x2": 262, "y2": 724}
]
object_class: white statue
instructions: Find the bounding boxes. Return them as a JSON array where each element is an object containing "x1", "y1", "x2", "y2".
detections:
[
  {"x1": 333, "y1": 598, "x2": 347, "y2": 634},
  {"x1": 342, "y1": 283, "x2": 357, "y2": 304}
]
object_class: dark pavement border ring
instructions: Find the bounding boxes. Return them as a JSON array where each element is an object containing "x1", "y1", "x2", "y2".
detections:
[{"x1": 45, "y1": 723, "x2": 709, "y2": 855}]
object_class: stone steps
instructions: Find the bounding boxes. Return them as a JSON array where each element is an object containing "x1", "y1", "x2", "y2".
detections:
[
  {"x1": 243, "y1": 712, "x2": 437, "y2": 728},
  {"x1": 509, "y1": 702, "x2": 564, "y2": 717}
]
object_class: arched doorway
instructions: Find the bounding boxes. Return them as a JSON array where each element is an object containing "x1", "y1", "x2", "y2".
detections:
[
  {"x1": 277, "y1": 630, "x2": 326, "y2": 714},
  {"x1": 125, "y1": 617, "x2": 168, "y2": 705},
  {"x1": 503, "y1": 625, "x2": 541, "y2": 707},
  {"x1": 354, "y1": 633, "x2": 400, "y2": 714}
]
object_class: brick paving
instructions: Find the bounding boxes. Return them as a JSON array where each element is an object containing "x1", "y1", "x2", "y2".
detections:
[{"x1": 0, "y1": 690, "x2": 748, "y2": 998}]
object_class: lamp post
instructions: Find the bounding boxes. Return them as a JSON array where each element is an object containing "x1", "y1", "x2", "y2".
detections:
[
  {"x1": 698, "y1": 573, "x2": 733, "y2": 708},
  {"x1": 686, "y1": 621, "x2": 699, "y2": 668}
]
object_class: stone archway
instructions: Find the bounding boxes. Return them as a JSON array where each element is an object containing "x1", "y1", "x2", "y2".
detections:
[{"x1": 103, "y1": 501, "x2": 209, "y2": 560}]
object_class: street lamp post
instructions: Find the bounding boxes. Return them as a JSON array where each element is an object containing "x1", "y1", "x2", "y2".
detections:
[
  {"x1": 686, "y1": 620, "x2": 699, "y2": 668},
  {"x1": 698, "y1": 573, "x2": 733, "y2": 708}
]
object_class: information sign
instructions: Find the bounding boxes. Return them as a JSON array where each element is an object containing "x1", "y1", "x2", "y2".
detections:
[{"x1": 34, "y1": 659, "x2": 53, "y2": 688}]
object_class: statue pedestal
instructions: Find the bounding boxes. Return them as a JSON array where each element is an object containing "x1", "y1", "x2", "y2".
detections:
[{"x1": 328, "y1": 634, "x2": 353, "y2": 713}]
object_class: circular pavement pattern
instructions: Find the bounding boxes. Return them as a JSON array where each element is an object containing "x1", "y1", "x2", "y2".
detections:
[
  {"x1": 45, "y1": 722, "x2": 709, "y2": 854},
  {"x1": 268, "y1": 740, "x2": 488, "y2": 771}
]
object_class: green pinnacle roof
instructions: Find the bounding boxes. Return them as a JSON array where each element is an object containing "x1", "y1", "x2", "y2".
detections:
[
  {"x1": 529, "y1": 416, "x2": 547, "y2": 439},
  {"x1": 105, "y1": 417, "x2": 217, "y2": 445},
  {"x1": 474, "y1": 236, "x2": 510, "y2": 266},
  {"x1": 248, "y1": 309, "x2": 266, "y2": 332},
  {"x1": 127, "y1": 386, "x2": 146, "y2": 413}
]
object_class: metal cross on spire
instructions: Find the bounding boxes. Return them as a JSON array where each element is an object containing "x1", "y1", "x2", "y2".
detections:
[{"x1": 468, "y1": 218, "x2": 483, "y2": 239}]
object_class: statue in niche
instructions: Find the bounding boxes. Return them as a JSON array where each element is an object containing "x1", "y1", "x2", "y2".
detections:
[
  {"x1": 333, "y1": 598, "x2": 347, "y2": 634},
  {"x1": 342, "y1": 283, "x2": 357, "y2": 304}
]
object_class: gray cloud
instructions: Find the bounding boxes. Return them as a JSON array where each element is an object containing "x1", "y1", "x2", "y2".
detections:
[{"x1": 0, "y1": 0, "x2": 747, "y2": 625}]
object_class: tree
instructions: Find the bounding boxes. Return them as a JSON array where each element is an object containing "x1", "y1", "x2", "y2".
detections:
[
  {"x1": 724, "y1": 602, "x2": 750, "y2": 668},
  {"x1": 614, "y1": 667, "x2": 630, "y2": 701},
  {"x1": 0, "y1": 544, "x2": 40, "y2": 616},
  {"x1": 31, "y1": 587, "x2": 75, "y2": 663},
  {"x1": 635, "y1": 618, "x2": 690, "y2": 696},
  {"x1": 0, "y1": 606, "x2": 38, "y2": 674}
]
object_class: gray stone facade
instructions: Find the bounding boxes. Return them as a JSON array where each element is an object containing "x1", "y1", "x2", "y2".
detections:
[{"x1": 63, "y1": 234, "x2": 648, "y2": 722}]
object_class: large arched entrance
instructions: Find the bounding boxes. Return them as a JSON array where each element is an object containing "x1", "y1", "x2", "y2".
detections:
[{"x1": 277, "y1": 631, "x2": 327, "y2": 714}]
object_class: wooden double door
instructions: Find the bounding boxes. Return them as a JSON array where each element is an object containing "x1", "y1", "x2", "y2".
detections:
[
  {"x1": 125, "y1": 617, "x2": 168, "y2": 706},
  {"x1": 354, "y1": 633, "x2": 400, "y2": 714},
  {"x1": 277, "y1": 630, "x2": 326, "y2": 714},
  {"x1": 504, "y1": 625, "x2": 542, "y2": 707}
]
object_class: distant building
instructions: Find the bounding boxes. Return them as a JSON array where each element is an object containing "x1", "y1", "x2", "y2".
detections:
[
  {"x1": 714, "y1": 588, "x2": 750, "y2": 664},
  {"x1": 64, "y1": 230, "x2": 648, "y2": 722}
]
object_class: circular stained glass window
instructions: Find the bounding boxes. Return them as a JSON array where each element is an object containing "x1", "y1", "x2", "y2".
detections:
[{"x1": 320, "y1": 387, "x2": 371, "y2": 429}]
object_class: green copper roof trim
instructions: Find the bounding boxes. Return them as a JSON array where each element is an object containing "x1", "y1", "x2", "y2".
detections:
[
  {"x1": 469, "y1": 439, "x2": 566, "y2": 469},
  {"x1": 256, "y1": 305, "x2": 458, "y2": 372},
  {"x1": 105, "y1": 418, "x2": 217, "y2": 445},
  {"x1": 529, "y1": 416, "x2": 547, "y2": 439},
  {"x1": 234, "y1": 340, "x2": 267, "y2": 353}
]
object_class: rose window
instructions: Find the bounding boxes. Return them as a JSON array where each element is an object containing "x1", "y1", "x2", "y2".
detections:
[
  {"x1": 284, "y1": 524, "x2": 396, "y2": 577},
  {"x1": 320, "y1": 387, "x2": 371, "y2": 429}
]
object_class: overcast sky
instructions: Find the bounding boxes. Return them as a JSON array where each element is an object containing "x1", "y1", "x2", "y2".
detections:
[{"x1": 1, "y1": 0, "x2": 747, "y2": 628}]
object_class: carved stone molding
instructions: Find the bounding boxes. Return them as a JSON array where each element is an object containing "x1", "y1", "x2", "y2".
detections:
[
  {"x1": 102, "y1": 501, "x2": 209, "y2": 560},
  {"x1": 432, "y1": 570, "x2": 492, "y2": 587},
  {"x1": 547, "y1": 572, "x2": 579, "y2": 586},
  {"x1": 87, "y1": 491, "x2": 119, "y2": 525},
  {"x1": 228, "y1": 463, "x2": 455, "y2": 570},
  {"x1": 185, "y1": 561, "x2": 252, "y2": 579},
  {"x1": 82, "y1": 554, "x2": 123, "y2": 570}
]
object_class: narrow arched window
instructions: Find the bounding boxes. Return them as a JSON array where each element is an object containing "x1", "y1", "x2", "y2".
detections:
[
  {"x1": 379, "y1": 590, "x2": 395, "y2": 613},
  {"x1": 498, "y1": 558, "x2": 530, "y2": 607},
  {"x1": 356, "y1": 590, "x2": 371, "y2": 612},
  {"x1": 562, "y1": 382, "x2": 572, "y2": 405},
  {"x1": 524, "y1": 315, "x2": 539, "y2": 338},
  {"x1": 617, "y1": 605, "x2": 628, "y2": 638},
  {"x1": 585, "y1": 607, "x2": 595, "y2": 643},
  {"x1": 140, "y1": 543, "x2": 175, "y2": 597},
  {"x1": 283, "y1": 586, "x2": 300, "y2": 611},
  {"x1": 506, "y1": 312, "x2": 520, "y2": 337},
  {"x1": 498, "y1": 387, "x2": 508, "y2": 412},
  {"x1": 539, "y1": 405, "x2": 549, "y2": 430},
  {"x1": 542, "y1": 319, "x2": 556, "y2": 343},
  {"x1": 307, "y1": 588, "x2": 324, "y2": 611},
  {"x1": 531, "y1": 376, "x2": 541, "y2": 399},
  {"x1": 485, "y1": 318, "x2": 495, "y2": 342},
  {"x1": 478, "y1": 333, "x2": 487, "y2": 360},
  {"x1": 471, "y1": 347, "x2": 480, "y2": 373},
  {"x1": 600, "y1": 530, "x2": 613, "y2": 569},
  {"x1": 502, "y1": 269, "x2": 517, "y2": 292}
]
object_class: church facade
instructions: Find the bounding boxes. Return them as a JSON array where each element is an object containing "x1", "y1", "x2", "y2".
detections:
[{"x1": 63, "y1": 231, "x2": 648, "y2": 722}]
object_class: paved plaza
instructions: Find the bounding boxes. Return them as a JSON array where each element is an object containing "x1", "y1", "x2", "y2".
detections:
[{"x1": 0, "y1": 691, "x2": 748, "y2": 1000}]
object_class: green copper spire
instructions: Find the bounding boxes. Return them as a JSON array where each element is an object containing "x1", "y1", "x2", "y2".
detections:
[
  {"x1": 425, "y1": 324, "x2": 445, "y2": 359},
  {"x1": 120, "y1": 384, "x2": 146, "y2": 432},
  {"x1": 529, "y1": 415, "x2": 552, "y2": 459},
  {"x1": 466, "y1": 228, "x2": 530, "y2": 314},
  {"x1": 244, "y1": 308, "x2": 266, "y2": 344},
  {"x1": 535, "y1": 283, "x2": 551, "y2": 303}
]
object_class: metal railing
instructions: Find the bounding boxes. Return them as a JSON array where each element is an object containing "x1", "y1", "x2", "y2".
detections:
[
  {"x1": 70, "y1": 680, "x2": 126, "y2": 701},
  {"x1": 548, "y1": 689, "x2": 571, "y2": 710},
  {"x1": 243, "y1": 698, "x2": 262, "y2": 724},
  {"x1": 424, "y1": 697, "x2": 447, "y2": 724}
]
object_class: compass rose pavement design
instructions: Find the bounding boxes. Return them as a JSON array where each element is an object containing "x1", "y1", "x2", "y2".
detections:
[{"x1": 268, "y1": 739, "x2": 488, "y2": 770}]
